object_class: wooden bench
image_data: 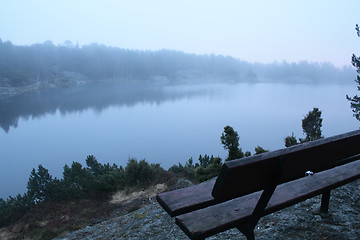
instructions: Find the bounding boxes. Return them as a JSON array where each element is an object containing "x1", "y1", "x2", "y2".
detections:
[{"x1": 157, "y1": 130, "x2": 360, "y2": 240}]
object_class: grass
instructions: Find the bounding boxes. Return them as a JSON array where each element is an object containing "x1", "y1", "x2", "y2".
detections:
[{"x1": 0, "y1": 182, "x2": 177, "y2": 240}]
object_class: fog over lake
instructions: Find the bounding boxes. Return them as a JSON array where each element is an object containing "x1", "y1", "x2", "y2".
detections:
[{"x1": 0, "y1": 82, "x2": 358, "y2": 199}]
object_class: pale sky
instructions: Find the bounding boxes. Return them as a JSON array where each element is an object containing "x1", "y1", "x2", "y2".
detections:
[{"x1": 1, "y1": 0, "x2": 360, "y2": 67}]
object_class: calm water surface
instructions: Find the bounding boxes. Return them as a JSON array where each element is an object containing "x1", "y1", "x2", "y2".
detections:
[{"x1": 0, "y1": 83, "x2": 358, "y2": 199}]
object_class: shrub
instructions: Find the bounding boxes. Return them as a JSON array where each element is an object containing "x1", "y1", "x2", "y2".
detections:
[
  {"x1": 195, "y1": 155, "x2": 222, "y2": 182},
  {"x1": 0, "y1": 193, "x2": 33, "y2": 227},
  {"x1": 124, "y1": 158, "x2": 166, "y2": 187},
  {"x1": 62, "y1": 162, "x2": 93, "y2": 199},
  {"x1": 169, "y1": 159, "x2": 196, "y2": 181}
]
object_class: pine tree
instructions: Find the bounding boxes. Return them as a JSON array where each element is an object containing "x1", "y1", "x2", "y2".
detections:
[
  {"x1": 220, "y1": 126, "x2": 244, "y2": 161},
  {"x1": 254, "y1": 146, "x2": 269, "y2": 155},
  {"x1": 284, "y1": 133, "x2": 298, "y2": 147},
  {"x1": 346, "y1": 24, "x2": 360, "y2": 120},
  {"x1": 27, "y1": 165, "x2": 53, "y2": 203},
  {"x1": 284, "y1": 108, "x2": 323, "y2": 147},
  {"x1": 300, "y1": 107, "x2": 323, "y2": 142}
]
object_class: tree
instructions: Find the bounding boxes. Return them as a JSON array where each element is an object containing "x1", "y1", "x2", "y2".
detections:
[
  {"x1": 198, "y1": 154, "x2": 210, "y2": 168},
  {"x1": 346, "y1": 24, "x2": 360, "y2": 121},
  {"x1": 195, "y1": 155, "x2": 222, "y2": 182},
  {"x1": 284, "y1": 108, "x2": 323, "y2": 147},
  {"x1": 254, "y1": 146, "x2": 269, "y2": 155},
  {"x1": 300, "y1": 107, "x2": 323, "y2": 142},
  {"x1": 245, "y1": 151, "x2": 251, "y2": 157},
  {"x1": 86, "y1": 155, "x2": 104, "y2": 176},
  {"x1": 284, "y1": 133, "x2": 298, "y2": 147},
  {"x1": 124, "y1": 158, "x2": 153, "y2": 186},
  {"x1": 220, "y1": 126, "x2": 244, "y2": 161},
  {"x1": 27, "y1": 165, "x2": 53, "y2": 203},
  {"x1": 62, "y1": 161, "x2": 93, "y2": 198},
  {"x1": 185, "y1": 157, "x2": 194, "y2": 168},
  {"x1": 0, "y1": 193, "x2": 33, "y2": 227}
]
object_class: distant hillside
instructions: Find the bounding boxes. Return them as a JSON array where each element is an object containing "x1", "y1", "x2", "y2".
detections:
[{"x1": 0, "y1": 39, "x2": 355, "y2": 89}]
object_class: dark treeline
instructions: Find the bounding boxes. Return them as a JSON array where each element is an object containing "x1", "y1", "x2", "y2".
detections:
[
  {"x1": 0, "y1": 156, "x2": 167, "y2": 228},
  {"x1": 0, "y1": 154, "x2": 223, "y2": 228},
  {"x1": 0, "y1": 39, "x2": 355, "y2": 88}
]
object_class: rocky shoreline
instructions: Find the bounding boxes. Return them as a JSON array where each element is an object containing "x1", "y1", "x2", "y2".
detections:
[
  {"x1": 54, "y1": 179, "x2": 360, "y2": 240},
  {"x1": 0, "y1": 73, "x2": 88, "y2": 98}
]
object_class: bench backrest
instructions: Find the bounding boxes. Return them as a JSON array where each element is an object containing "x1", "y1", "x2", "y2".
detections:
[{"x1": 212, "y1": 130, "x2": 360, "y2": 201}]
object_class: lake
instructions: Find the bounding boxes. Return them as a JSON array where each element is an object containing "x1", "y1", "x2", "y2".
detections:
[{"x1": 0, "y1": 82, "x2": 359, "y2": 199}]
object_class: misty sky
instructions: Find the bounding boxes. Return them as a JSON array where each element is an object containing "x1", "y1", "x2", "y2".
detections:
[{"x1": 1, "y1": 0, "x2": 360, "y2": 67}]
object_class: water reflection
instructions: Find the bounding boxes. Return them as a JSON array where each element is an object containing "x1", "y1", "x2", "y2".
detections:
[{"x1": 0, "y1": 82, "x2": 215, "y2": 133}]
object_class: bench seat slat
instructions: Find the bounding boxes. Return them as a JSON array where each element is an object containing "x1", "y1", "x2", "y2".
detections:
[
  {"x1": 156, "y1": 180, "x2": 216, "y2": 217},
  {"x1": 175, "y1": 159, "x2": 360, "y2": 240}
]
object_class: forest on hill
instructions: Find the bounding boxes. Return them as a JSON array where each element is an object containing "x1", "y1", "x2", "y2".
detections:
[{"x1": 0, "y1": 39, "x2": 355, "y2": 90}]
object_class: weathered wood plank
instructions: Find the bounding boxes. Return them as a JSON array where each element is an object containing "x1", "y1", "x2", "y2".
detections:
[
  {"x1": 176, "y1": 159, "x2": 360, "y2": 240},
  {"x1": 157, "y1": 131, "x2": 360, "y2": 217},
  {"x1": 156, "y1": 180, "x2": 215, "y2": 217},
  {"x1": 212, "y1": 130, "x2": 360, "y2": 201}
]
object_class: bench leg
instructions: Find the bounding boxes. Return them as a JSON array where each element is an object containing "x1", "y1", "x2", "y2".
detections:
[
  {"x1": 237, "y1": 173, "x2": 280, "y2": 240},
  {"x1": 320, "y1": 190, "x2": 331, "y2": 215},
  {"x1": 237, "y1": 227, "x2": 255, "y2": 240}
]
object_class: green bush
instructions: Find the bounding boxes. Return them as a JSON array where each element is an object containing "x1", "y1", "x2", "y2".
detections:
[
  {"x1": 254, "y1": 146, "x2": 269, "y2": 155},
  {"x1": 124, "y1": 158, "x2": 167, "y2": 187},
  {"x1": 169, "y1": 158, "x2": 196, "y2": 181},
  {"x1": 62, "y1": 162, "x2": 94, "y2": 199},
  {"x1": 195, "y1": 155, "x2": 223, "y2": 182},
  {"x1": 0, "y1": 193, "x2": 33, "y2": 227}
]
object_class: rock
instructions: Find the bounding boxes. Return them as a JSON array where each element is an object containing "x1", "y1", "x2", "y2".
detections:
[
  {"x1": 54, "y1": 179, "x2": 360, "y2": 240},
  {"x1": 175, "y1": 178, "x2": 194, "y2": 189}
]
